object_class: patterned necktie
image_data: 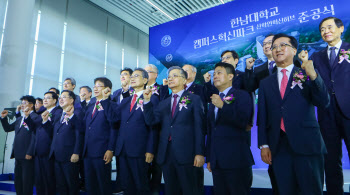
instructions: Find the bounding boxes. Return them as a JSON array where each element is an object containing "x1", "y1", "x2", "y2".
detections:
[
  {"x1": 329, "y1": 47, "x2": 336, "y2": 67},
  {"x1": 269, "y1": 61, "x2": 275, "y2": 75},
  {"x1": 171, "y1": 94, "x2": 178, "y2": 118},
  {"x1": 130, "y1": 94, "x2": 138, "y2": 112},
  {"x1": 280, "y1": 69, "x2": 288, "y2": 132},
  {"x1": 92, "y1": 101, "x2": 100, "y2": 118}
]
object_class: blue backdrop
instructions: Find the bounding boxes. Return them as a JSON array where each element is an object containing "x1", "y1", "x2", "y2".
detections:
[{"x1": 149, "y1": 0, "x2": 350, "y2": 168}]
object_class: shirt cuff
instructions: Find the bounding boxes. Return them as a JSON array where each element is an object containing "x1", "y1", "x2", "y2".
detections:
[{"x1": 259, "y1": 145, "x2": 269, "y2": 149}]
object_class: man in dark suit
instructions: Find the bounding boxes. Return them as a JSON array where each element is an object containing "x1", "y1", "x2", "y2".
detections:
[
  {"x1": 28, "y1": 91, "x2": 61, "y2": 195},
  {"x1": 299, "y1": 16, "x2": 350, "y2": 195},
  {"x1": 102, "y1": 68, "x2": 158, "y2": 194},
  {"x1": 82, "y1": 77, "x2": 117, "y2": 195},
  {"x1": 206, "y1": 62, "x2": 254, "y2": 194},
  {"x1": 1, "y1": 95, "x2": 37, "y2": 195},
  {"x1": 44, "y1": 90, "x2": 82, "y2": 195},
  {"x1": 111, "y1": 68, "x2": 133, "y2": 104},
  {"x1": 258, "y1": 33, "x2": 329, "y2": 194},
  {"x1": 143, "y1": 66, "x2": 205, "y2": 195}
]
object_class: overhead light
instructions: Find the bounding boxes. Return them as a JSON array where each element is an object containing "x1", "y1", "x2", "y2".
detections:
[
  {"x1": 220, "y1": 0, "x2": 225, "y2": 4},
  {"x1": 145, "y1": 0, "x2": 174, "y2": 20}
]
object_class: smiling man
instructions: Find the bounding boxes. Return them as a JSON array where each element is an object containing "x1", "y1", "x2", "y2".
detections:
[{"x1": 299, "y1": 17, "x2": 350, "y2": 195}]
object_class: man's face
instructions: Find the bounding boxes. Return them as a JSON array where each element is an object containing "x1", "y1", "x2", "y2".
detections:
[
  {"x1": 221, "y1": 52, "x2": 238, "y2": 68},
  {"x1": 35, "y1": 100, "x2": 43, "y2": 111},
  {"x1": 263, "y1": 36, "x2": 273, "y2": 57},
  {"x1": 168, "y1": 69, "x2": 187, "y2": 90},
  {"x1": 93, "y1": 80, "x2": 105, "y2": 99},
  {"x1": 63, "y1": 80, "x2": 75, "y2": 91},
  {"x1": 59, "y1": 92, "x2": 73, "y2": 108},
  {"x1": 80, "y1": 88, "x2": 92, "y2": 100},
  {"x1": 120, "y1": 71, "x2": 131, "y2": 86},
  {"x1": 272, "y1": 37, "x2": 296, "y2": 66},
  {"x1": 43, "y1": 94, "x2": 56, "y2": 108},
  {"x1": 320, "y1": 19, "x2": 344, "y2": 44},
  {"x1": 130, "y1": 70, "x2": 147, "y2": 89},
  {"x1": 182, "y1": 65, "x2": 196, "y2": 82},
  {"x1": 21, "y1": 100, "x2": 33, "y2": 111},
  {"x1": 213, "y1": 66, "x2": 233, "y2": 88},
  {"x1": 144, "y1": 66, "x2": 157, "y2": 83}
]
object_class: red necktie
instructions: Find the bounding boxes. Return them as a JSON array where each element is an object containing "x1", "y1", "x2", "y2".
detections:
[
  {"x1": 92, "y1": 101, "x2": 100, "y2": 118},
  {"x1": 171, "y1": 94, "x2": 178, "y2": 118},
  {"x1": 130, "y1": 94, "x2": 138, "y2": 112},
  {"x1": 280, "y1": 69, "x2": 288, "y2": 132}
]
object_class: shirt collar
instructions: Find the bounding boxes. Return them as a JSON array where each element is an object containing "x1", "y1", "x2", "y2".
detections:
[
  {"x1": 328, "y1": 40, "x2": 342, "y2": 50},
  {"x1": 277, "y1": 64, "x2": 294, "y2": 73},
  {"x1": 47, "y1": 106, "x2": 56, "y2": 113},
  {"x1": 173, "y1": 89, "x2": 185, "y2": 98},
  {"x1": 186, "y1": 82, "x2": 194, "y2": 90},
  {"x1": 219, "y1": 86, "x2": 232, "y2": 96},
  {"x1": 135, "y1": 90, "x2": 144, "y2": 98}
]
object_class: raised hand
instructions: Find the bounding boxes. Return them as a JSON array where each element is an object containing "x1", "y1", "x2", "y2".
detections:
[
  {"x1": 210, "y1": 94, "x2": 224, "y2": 109},
  {"x1": 1, "y1": 110, "x2": 8, "y2": 118},
  {"x1": 163, "y1": 78, "x2": 168, "y2": 86},
  {"x1": 64, "y1": 105, "x2": 74, "y2": 117},
  {"x1": 16, "y1": 105, "x2": 21, "y2": 112},
  {"x1": 246, "y1": 57, "x2": 255, "y2": 69},
  {"x1": 102, "y1": 87, "x2": 111, "y2": 100},
  {"x1": 23, "y1": 107, "x2": 30, "y2": 117},
  {"x1": 301, "y1": 60, "x2": 317, "y2": 80},
  {"x1": 143, "y1": 88, "x2": 152, "y2": 102},
  {"x1": 203, "y1": 72, "x2": 211, "y2": 83},
  {"x1": 298, "y1": 50, "x2": 309, "y2": 62},
  {"x1": 41, "y1": 111, "x2": 50, "y2": 123},
  {"x1": 80, "y1": 93, "x2": 86, "y2": 101}
]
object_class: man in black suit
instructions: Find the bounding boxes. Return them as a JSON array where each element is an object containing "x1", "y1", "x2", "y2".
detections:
[
  {"x1": 1, "y1": 95, "x2": 37, "y2": 195},
  {"x1": 143, "y1": 66, "x2": 205, "y2": 195}
]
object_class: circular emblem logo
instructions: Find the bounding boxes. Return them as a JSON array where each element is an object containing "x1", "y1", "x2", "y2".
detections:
[
  {"x1": 161, "y1": 35, "x2": 171, "y2": 47},
  {"x1": 165, "y1": 54, "x2": 173, "y2": 62}
]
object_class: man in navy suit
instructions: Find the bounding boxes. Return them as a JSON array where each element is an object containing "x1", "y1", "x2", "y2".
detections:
[
  {"x1": 143, "y1": 66, "x2": 205, "y2": 195},
  {"x1": 1, "y1": 95, "x2": 37, "y2": 195},
  {"x1": 206, "y1": 62, "x2": 254, "y2": 194},
  {"x1": 45, "y1": 90, "x2": 82, "y2": 195},
  {"x1": 258, "y1": 33, "x2": 329, "y2": 194},
  {"x1": 102, "y1": 68, "x2": 158, "y2": 194},
  {"x1": 299, "y1": 17, "x2": 350, "y2": 195},
  {"x1": 28, "y1": 91, "x2": 61, "y2": 195},
  {"x1": 82, "y1": 77, "x2": 117, "y2": 195}
]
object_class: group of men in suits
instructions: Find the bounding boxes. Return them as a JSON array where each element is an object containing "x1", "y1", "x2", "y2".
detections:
[{"x1": 1, "y1": 16, "x2": 349, "y2": 195}]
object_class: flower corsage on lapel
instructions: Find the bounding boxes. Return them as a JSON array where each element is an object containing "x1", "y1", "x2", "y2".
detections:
[
  {"x1": 150, "y1": 86, "x2": 160, "y2": 95},
  {"x1": 135, "y1": 98, "x2": 144, "y2": 111},
  {"x1": 96, "y1": 102, "x2": 104, "y2": 111},
  {"x1": 339, "y1": 49, "x2": 350, "y2": 63},
  {"x1": 62, "y1": 114, "x2": 70, "y2": 125},
  {"x1": 222, "y1": 94, "x2": 235, "y2": 104},
  {"x1": 22, "y1": 122, "x2": 29, "y2": 130},
  {"x1": 129, "y1": 89, "x2": 135, "y2": 96},
  {"x1": 48, "y1": 113, "x2": 52, "y2": 121},
  {"x1": 291, "y1": 70, "x2": 309, "y2": 89},
  {"x1": 179, "y1": 96, "x2": 191, "y2": 111}
]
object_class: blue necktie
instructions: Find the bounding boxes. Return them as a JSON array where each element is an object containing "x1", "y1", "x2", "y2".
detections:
[
  {"x1": 329, "y1": 47, "x2": 336, "y2": 68},
  {"x1": 215, "y1": 93, "x2": 225, "y2": 119},
  {"x1": 269, "y1": 61, "x2": 275, "y2": 75}
]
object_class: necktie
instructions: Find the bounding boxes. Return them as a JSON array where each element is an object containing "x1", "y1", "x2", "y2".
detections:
[
  {"x1": 61, "y1": 112, "x2": 66, "y2": 123},
  {"x1": 280, "y1": 69, "x2": 288, "y2": 132},
  {"x1": 130, "y1": 94, "x2": 138, "y2": 112},
  {"x1": 269, "y1": 61, "x2": 275, "y2": 75},
  {"x1": 92, "y1": 101, "x2": 100, "y2": 118},
  {"x1": 216, "y1": 93, "x2": 225, "y2": 119},
  {"x1": 329, "y1": 47, "x2": 336, "y2": 67},
  {"x1": 171, "y1": 94, "x2": 178, "y2": 118}
]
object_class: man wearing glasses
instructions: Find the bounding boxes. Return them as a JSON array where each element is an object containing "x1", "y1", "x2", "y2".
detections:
[
  {"x1": 258, "y1": 33, "x2": 329, "y2": 194},
  {"x1": 82, "y1": 77, "x2": 117, "y2": 195},
  {"x1": 143, "y1": 66, "x2": 205, "y2": 195}
]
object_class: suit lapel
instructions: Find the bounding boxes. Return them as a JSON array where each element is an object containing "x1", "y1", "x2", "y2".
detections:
[
  {"x1": 171, "y1": 91, "x2": 188, "y2": 123},
  {"x1": 127, "y1": 94, "x2": 142, "y2": 121},
  {"x1": 271, "y1": 73, "x2": 282, "y2": 102}
]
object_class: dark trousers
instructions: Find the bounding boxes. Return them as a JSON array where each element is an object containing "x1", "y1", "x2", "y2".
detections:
[
  {"x1": 14, "y1": 159, "x2": 34, "y2": 195},
  {"x1": 212, "y1": 166, "x2": 252, "y2": 195},
  {"x1": 268, "y1": 165, "x2": 279, "y2": 195},
  {"x1": 319, "y1": 95, "x2": 350, "y2": 195},
  {"x1": 148, "y1": 161, "x2": 162, "y2": 193},
  {"x1": 84, "y1": 157, "x2": 112, "y2": 195},
  {"x1": 119, "y1": 151, "x2": 150, "y2": 195},
  {"x1": 115, "y1": 156, "x2": 123, "y2": 192},
  {"x1": 55, "y1": 160, "x2": 80, "y2": 195},
  {"x1": 78, "y1": 158, "x2": 85, "y2": 189},
  {"x1": 35, "y1": 156, "x2": 55, "y2": 195},
  {"x1": 162, "y1": 142, "x2": 201, "y2": 195},
  {"x1": 272, "y1": 133, "x2": 324, "y2": 195}
]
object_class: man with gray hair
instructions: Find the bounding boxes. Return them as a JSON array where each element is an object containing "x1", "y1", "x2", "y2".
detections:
[{"x1": 63, "y1": 77, "x2": 81, "y2": 108}]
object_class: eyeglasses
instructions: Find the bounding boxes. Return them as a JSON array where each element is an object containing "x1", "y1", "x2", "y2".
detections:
[
  {"x1": 271, "y1": 42, "x2": 294, "y2": 51},
  {"x1": 21, "y1": 101, "x2": 29, "y2": 105},
  {"x1": 130, "y1": 74, "x2": 142, "y2": 79},
  {"x1": 93, "y1": 85, "x2": 105, "y2": 89},
  {"x1": 263, "y1": 41, "x2": 272, "y2": 46},
  {"x1": 221, "y1": 55, "x2": 232, "y2": 61},
  {"x1": 63, "y1": 82, "x2": 72, "y2": 86},
  {"x1": 167, "y1": 74, "x2": 184, "y2": 80}
]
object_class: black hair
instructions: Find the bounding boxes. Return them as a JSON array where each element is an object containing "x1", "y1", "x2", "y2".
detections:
[
  {"x1": 49, "y1": 87, "x2": 60, "y2": 95},
  {"x1": 20, "y1": 95, "x2": 36, "y2": 106},
  {"x1": 272, "y1": 33, "x2": 298, "y2": 49},
  {"x1": 94, "y1": 77, "x2": 112, "y2": 89},
  {"x1": 44, "y1": 91, "x2": 58, "y2": 103},
  {"x1": 80, "y1": 86, "x2": 92, "y2": 98},
  {"x1": 36, "y1": 98, "x2": 43, "y2": 104},
  {"x1": 120, "y1": 67, "x2": 133, "y2": 76},
  {"x1": 265, "y1": 33, "x2": 275, "y2": 39},
  {"x1": 214, "y1": 62, "x2": 236, "y2": 76},
  {"x1": 61, "y1": 90, "x2": 76, "y2": 103},
  {"x1": 319, "y1": 17, "x2": 344, "y2": 32},
  {"x1": 221, "y1": 50, "x2": 239, "y2": 60}
]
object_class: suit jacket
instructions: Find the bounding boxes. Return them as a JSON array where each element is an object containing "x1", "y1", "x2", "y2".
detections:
[
  {"x1": 206, "y1": 88, "x2": 254, "y2": 169},
  {"x1": 111, "y1": 87, "x2": 133, "y2": 105},
  {"x1": 258, "y1": 66, "x2": 329, "y2": 155},
  {"x1": 1, "y1": 112, "x2": 38, "y2": 159},
  {"x1": 310, "y1": 42, "x2": 350, "y2": 120},
  {"x1": 143, "y1": 91, "x2": 205, "y2": 165},
  {"x1": 47, "y1": 109, "x2": 83, "y2": 162},
  {"x1": 102, "y1": 94, "x2": 159, "y2": 157},
  {"x1": 82, "y1": 99, "x2": 117, "y2": 158}
]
